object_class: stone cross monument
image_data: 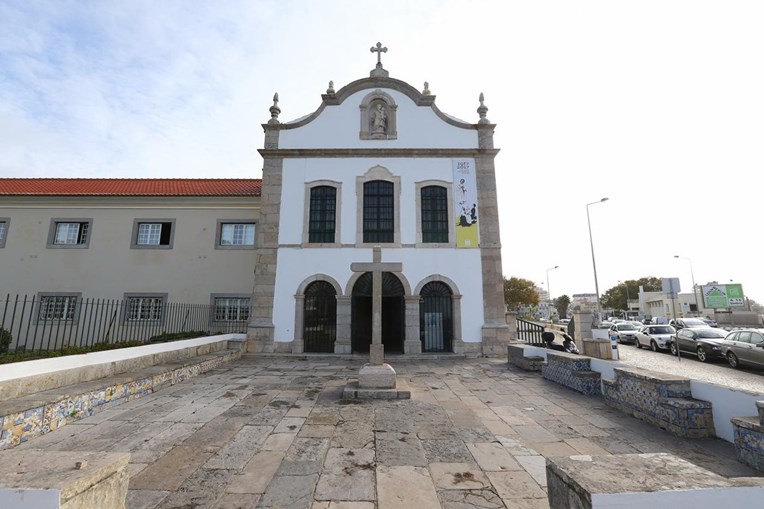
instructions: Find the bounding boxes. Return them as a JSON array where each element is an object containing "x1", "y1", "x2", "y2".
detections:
[{"x1": 350, "y1": 245, "x2": 401, "y2": 388}]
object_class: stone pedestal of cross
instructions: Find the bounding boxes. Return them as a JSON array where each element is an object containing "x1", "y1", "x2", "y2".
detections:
[{"x1": 350, "y1": 245, "x2": 402, "y2": 388}]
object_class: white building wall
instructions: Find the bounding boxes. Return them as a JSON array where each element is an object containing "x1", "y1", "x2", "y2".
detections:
[
  {"x1": 279, "y1": 89, "x2": 478, "y2": 149},
  {"x1": 273, "y1": 247, "x2": 484, "y2": 343}
]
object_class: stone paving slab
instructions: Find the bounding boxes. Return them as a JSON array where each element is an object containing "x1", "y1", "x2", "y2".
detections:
[{"x1": 6, "y1": 355, "x2": 764, "y2": 508}]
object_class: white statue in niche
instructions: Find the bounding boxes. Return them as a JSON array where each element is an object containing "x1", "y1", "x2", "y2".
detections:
[{"x1": 371, "y1": 103, "x2": 387, "y2": 134}]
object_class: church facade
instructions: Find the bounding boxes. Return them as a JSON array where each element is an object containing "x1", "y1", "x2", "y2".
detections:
[
  {"x1": 0, "y1": 48, "x2": 509, "y2": 356},
  {"x1": 247, "y1": 52, "x2": 508, "y2": 356}
]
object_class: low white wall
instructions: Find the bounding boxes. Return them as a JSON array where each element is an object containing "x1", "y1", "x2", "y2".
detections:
[
  {"x1": 690, "y1": 380, "x2": 763, "y2": 442},
  {"x1": 0, "y1": 334, "x2": 246, "y2": 383},
  {"x1": 591, "y1": 328, "x2": 609, "y2": 340}
]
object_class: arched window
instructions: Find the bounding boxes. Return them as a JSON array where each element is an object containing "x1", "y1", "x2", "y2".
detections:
[
  {"x1": 421, "y1": 186, "x2": 448, "y2": 243},
  {"x1": 308, "y1": 186, "x2": 336, "y2": 243},
  {"x1": 363, "y1": 180, "x2": 394, "y2": 243}
]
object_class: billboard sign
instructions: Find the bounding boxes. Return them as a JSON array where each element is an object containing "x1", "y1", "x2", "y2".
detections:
[{"x1": 702, "y1": 284, "x2": 745, "y2": 308}]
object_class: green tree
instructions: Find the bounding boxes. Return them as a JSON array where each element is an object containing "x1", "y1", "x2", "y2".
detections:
[
  {"x1": 601, "y1": 277, "x2": 662, "y2": 311},
  {"x1": 503, "y1": 277, "x2": 539, "y2": 310},
  {"x1": 554, "y1": 294, "x2": 571, "y2": 319}
]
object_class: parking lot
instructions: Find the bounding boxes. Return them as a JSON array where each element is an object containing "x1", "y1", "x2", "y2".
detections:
[{"x1": 613, "y1": 340, "x2": 764, "y2": 393}]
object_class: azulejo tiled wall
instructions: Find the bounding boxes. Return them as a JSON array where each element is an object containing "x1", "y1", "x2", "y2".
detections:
[
  {"x1": 731, "y1": 400, "x2": 764, "y2": 472},
  {"x1": 602, "y1": 367, "x2": 715, "y2": 438},
  {"x1": 541, "y1": 351, "x2": 602, "y2": 396},
  {"x1": 0, "y1": 348, "x2": 240, "y2": 450}
]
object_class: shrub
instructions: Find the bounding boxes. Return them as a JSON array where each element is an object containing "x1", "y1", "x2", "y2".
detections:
[
  {"x1": 149, "y1": 330, "x2": 210, "y2": 343},
  {"x1": 0, "y1": 327, "x2": 12, "y2": 354}
]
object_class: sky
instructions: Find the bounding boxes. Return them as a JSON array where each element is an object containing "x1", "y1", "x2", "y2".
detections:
[{"x1": 2, "y1": 1, "x2": 763, "y2": 305}]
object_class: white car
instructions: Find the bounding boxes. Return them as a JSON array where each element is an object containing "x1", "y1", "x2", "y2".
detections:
[
  {"x1": 635, "y1": 324, "x2": 676, "y2": 351},
  {"x1": 609, "y1": 323, "x2": 639, "y2": 344}
]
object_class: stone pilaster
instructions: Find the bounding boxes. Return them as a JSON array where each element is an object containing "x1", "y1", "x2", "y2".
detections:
[
  {"x1": 335, "y1": 296, "x2": 352, "y2": 354},
  {"x1": 573, "y1": 311, "x2": 593, "y2": 343},
  {"x1": 505, "y1": 311, "x2": 518, "y2": 341},
  {"x1": 404, "y1": 296, "x2": 422, "y2": 354},
  {"x1": 291, "y1": 294, "x2": 305, "y2": 354},
  {"x1": 248, "y1": 126, "x2": 282, "y2": 354},
  {"x1": 452, "y1": 294, "x2": 465, "y2": 354},
  {"x1": 476, "y1": 122, "x2": 509, "y2": 355}
]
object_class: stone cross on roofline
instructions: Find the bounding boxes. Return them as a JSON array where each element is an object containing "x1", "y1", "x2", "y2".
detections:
[
  {"x1": 369, "y1": 42, "x2": 390, "y2": 78},
  {"x1": 350, "y1": 245, "x2": 402, "y2": 366}
]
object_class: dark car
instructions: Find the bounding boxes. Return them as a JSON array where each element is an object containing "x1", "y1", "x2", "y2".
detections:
[
  {"x1": 668, "y1": 318, "x2": 709, "y2": 331},
  {"x1": 701, "y1": 317, "x2": 719, "y2": 328},
  {"x1": 669, "y1": 327, "x2": 728, "y2": 362},
  {"x1": 721, "y1": 329, "x2": 764, "y2": 369}
]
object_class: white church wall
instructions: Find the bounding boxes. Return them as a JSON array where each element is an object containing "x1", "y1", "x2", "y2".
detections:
[
  {"x1": 279, "y1": 89, "x2": 478, "y2": 149},
  {"x1": 272, "y1": 247, "x2": 485, "y2": 344},
  {"x1": 279, "y1": 157, "x2": 467, "y2": 246}
]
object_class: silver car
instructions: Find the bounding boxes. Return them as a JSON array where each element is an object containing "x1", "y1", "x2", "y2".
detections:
[
  {"x1": 609, "y1": 323, "x2": 639, "y2": 344},
  {"x1": 721, "y1": 329, "x2": 764, "y2": 369},
  {"x1": 635, "y1": 324, "x2": 676, "y2": 352}
]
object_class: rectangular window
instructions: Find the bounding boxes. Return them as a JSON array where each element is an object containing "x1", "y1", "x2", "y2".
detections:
[
  {"x1": 132, "y1": 219, "x2": 175, "y2": 249},
  {"x1": 39, "y1": 295, "x2": 78, "y2": 321},
  {"x1": 0, "y1": 219, "x2": 7, "y2": 248},
  {"x1": 126, "y1": 296, "x2": 165, "y2": 322},
  {"x1": 363, "y1": 180, "x2": 394, "y2": 243},
  {"x1": 220, "y1": 223, "x2": 255, "y2": 246},
  {"x1": 47, "y1": 219, "x2": 92, "y2": 248},
  {"x1": 213, "y1": 297, "x2": 251, "y2": 321},
  {"x1": 421, "y1": 186, "x2": 449, "y2": 243},
  {"x1": 309, "y1": 186, "x2": 336, "y2": 243},
  {"x1": 55, "y1": 222, "x2": 89, "y2": 245}
]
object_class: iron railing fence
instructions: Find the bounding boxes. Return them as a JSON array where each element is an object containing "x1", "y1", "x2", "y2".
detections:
[
  {"x1": 0, "y1": 294, "x2": 249, "y2": 353},
  {"x1": 516, "y1": 317, "x2": 545, "y2": 345}
]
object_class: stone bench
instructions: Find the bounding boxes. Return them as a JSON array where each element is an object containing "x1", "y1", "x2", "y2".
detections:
[
  {"x1": 602, "y1": 366, "x2": 714, "y2": 438},
  {"x1": 541, "y1": 351, "x2": 601, "y2": 396},
  {"x1": 546, "y1": 453, "x2": 764, "y2": 508},
  {"x1": 507, "y1": 343, "x2": 545, "y2": 372},
  {"x1": 0, "y1": 346, "x2": 241, "y2": 450},
  {"x1": 0, "y1": 450, "x2": 130, "y2": 508},
  {"x1": 731, "y1": 400, "x2": 764, "y2": 472}
]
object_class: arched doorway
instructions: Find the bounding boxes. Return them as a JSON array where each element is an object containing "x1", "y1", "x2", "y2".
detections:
[
  {"x1": 351, "y1": 272, "x2": 405, "y2": 353},
  {"x1": 303, "y1": 281, "x2": 337, "y2": 353},
  {"x1": 419, "y1": 281, "x2": 453, "y2": 352}
]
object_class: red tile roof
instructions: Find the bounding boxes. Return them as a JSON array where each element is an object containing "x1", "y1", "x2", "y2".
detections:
[{"x1": 0, "y1": 179, "x2": 261, "y2": 197}]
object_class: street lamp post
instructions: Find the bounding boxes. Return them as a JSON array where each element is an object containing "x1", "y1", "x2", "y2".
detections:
[
  {"x1": 546, "y1": 265, "x2": 559, "y2": 320},
  {"x1": 587, "y1": 198, "x2": 609, "y2": 323},
  {"x1": 674, "y1": 255, "x2": 699, "y2": 316}
]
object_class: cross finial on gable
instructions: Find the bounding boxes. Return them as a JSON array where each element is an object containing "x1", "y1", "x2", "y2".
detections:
[{"x1": 369, "y1": 42, "x2": 390, "y2": 78}]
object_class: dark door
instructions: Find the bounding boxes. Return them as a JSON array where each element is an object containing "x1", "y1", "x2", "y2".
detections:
[
  {"x1": 419, "y1": 281, "x2": 453, "y2": 352},
  {"x1": 303, "y1": 281, "x2": 337, "y2": 353},
  {"x1": 351, "y1": 272, "x2": 404, "y2": 353}
]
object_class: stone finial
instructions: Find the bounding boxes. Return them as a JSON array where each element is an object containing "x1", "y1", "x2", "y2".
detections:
[
  {"x1": 268, "y1": 93, "x2": 281, "y2": 124},
  {"x1": 422, "y1": 82, "x2": 431, "y2": 96},
  {"x1": 370, "y1": 42, "x2": 390, "y2": 78},
  {"x1": 326, "y1": 80, "x2": 335, "y2": 95},
  {"x1": 477, "y1": 92, "x2": 490, "y2": 124}
]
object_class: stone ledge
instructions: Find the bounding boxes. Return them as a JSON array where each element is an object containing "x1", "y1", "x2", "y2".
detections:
[
  {"x1": 0, "y1": 347, "x2": 241, "y2": 450},
  {"x1": 731, "y1": 400, "x2": 764, "y2": 472},
  {"x1": 546, "y1": 453, "x2": 764, "y2": 508},
  {"x1": 0, "y1": 449, "x2": 130, "y2": 509}
]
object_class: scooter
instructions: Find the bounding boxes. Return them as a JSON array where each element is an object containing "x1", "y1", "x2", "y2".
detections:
[{"x1": 561, "y1": 332, "x2": 579, "y2": 354}]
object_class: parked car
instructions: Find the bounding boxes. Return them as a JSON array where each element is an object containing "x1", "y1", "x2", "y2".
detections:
[
  {"x1": 669, "y1": 318, "x2": 709, "y2": 331},
  {"x1": 701, "y1": 317, "x2": 719, "y2": 328},
  {"x1": 635, "y1": 324, "x2": 676, "y2": 351},
  {"x1": 669, "y1": 327, "x2": 728, "y2": 362},
  {"x1": 721, "y1": 329, "x2": 764, "y2": 369},
  {"x1": 627, "y1": 320, "x2": 644, "y2": 328},
  {"x1": 609, "y1": 322, "x2": 639, "y2": 344}
]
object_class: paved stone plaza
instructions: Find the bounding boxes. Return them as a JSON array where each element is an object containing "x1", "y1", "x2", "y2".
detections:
[{"x1": 14, "y1": 355, "x2": 762, "y2": 508}]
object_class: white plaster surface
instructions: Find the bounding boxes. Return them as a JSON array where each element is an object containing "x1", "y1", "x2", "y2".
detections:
[
  {"x1": 0, "y1": 489, "x2": 60, "y2": 509},
  {"x1": 279, "y1": 89, "x2": 477, "y2": 149},
  {"x1": 0, "y1": 334, "x2": 245, "y2": 383},
  {"x1": 591, "y1": 486, "x2": 764, "y2": 508}
]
